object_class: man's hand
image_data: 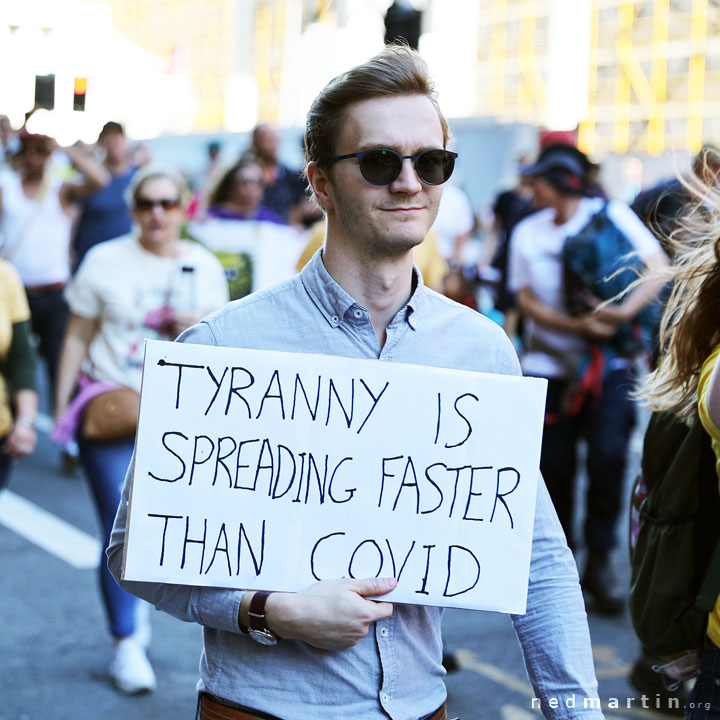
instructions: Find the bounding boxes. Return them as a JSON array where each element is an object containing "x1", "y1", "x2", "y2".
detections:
[{"x1": 260, "y1": 577, "x2": 397, "y2": 651}]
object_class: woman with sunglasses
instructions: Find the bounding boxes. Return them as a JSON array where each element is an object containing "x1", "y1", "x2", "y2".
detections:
[{"x1": 54, "y1": 165, "x2": 229, "y2": 695}]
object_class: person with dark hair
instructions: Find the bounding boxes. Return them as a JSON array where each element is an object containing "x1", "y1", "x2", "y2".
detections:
[
  {"x1": 245, "y1": 122, "x2": 320, "y2": 227},
  {"x1": 71, "y1": 121, "x2": 140, "y2": 271},
  {"x1": 206, "y1": 159, "x2": 283, "y2": 223},
  {"x1": 189, "y1": 159, "x2": 305, "y2": 300},
  {"x1": 508, "y1": 143, "x2": 669, "y2": 615},
  {"x1": 490, "y1": 159, "x2": 537, "y2": 339},
  {"x1": 109, "y1": 47, "x2": 603, "y2": 720}
]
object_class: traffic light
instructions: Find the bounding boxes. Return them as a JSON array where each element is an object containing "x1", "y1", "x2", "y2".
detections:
[
  {"x1": 34, "y1": 74, "x2": 55, "y2": 110},
  {"x1": 384, "y1": 1, "x2": 422, "y2": 50},
  {"x1": 73, "y1": 77, "x2": 87, "y2": 111}
]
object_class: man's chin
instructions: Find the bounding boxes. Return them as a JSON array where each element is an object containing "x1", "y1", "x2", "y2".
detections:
[{"x1": 375, "y1": 233, "x2": 426, "y2": 258}]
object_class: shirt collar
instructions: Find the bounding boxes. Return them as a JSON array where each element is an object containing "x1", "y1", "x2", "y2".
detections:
[{"x1": 300, "y1": 249, "x2": 425, "y2": 330}]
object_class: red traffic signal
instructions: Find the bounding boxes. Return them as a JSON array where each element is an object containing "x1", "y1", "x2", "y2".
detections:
[{"x1": 73, "y1": 77, "x2": 87, "y2": 111}]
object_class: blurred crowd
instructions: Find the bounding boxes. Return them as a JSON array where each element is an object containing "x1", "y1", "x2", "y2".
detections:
[{"x1": 0, "y1": 112, "x2": 714, "y2": 712}]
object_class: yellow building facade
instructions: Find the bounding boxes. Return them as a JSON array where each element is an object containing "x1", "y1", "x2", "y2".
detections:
[
  {"x1": 101, "y1": 0, "x2": 720, "y2": 155},
  {"x1": 477, "y1": 0, "x2": 720, "y2": 155}
]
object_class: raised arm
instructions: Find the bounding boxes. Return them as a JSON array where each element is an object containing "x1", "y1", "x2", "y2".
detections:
[{"x1": 58, "y1": 141, "x2": 111, "y2": 210}]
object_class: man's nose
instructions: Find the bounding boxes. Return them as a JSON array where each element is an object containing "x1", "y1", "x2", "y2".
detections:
[{"x1": 389, "y1": 157, "x2": 422, "y2": 193}]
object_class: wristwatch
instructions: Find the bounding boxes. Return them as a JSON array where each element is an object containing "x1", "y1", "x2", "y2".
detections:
[{"x1": 247, "y1": 591, "x2": 280, "y2": 646}]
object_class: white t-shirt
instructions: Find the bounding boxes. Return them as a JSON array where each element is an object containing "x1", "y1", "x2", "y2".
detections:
[
  {"x1": 508, "y1": 197, "x2": 662, "y2": 379},
  {"x1": 0, "y1": 168, "x2": 72, "y2": 285},
  {"x1": 65, "y1": 234, "x2": 229, "y2": 391},
  {"x1": 187, "y1": 218, "x2": 306, "y2": 301},
  {"x1": 432, "y1": 183, "x2": 475, "y2": 261}
]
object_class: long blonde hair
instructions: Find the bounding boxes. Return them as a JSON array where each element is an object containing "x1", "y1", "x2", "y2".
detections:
[{"x1": 642, "y1": 147, "x2": 720, "y2": 419}]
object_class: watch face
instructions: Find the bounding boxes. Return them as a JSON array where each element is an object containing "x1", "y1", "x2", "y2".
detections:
[{"x1": 249, "y1": 629, "x2": 279, "y2": 646}]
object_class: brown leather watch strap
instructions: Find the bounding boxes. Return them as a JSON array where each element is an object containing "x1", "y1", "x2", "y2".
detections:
[{"x1": 248, "y1": 591, "x2": 273, "y2": 632}]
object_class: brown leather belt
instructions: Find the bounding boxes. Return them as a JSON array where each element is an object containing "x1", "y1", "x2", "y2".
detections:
[
  {"x1": 25, "y1": 281, "x2": 66, "y2": 296},
  {"x1": 198, "y1": 693, "x2": 453, "y2": 720}
]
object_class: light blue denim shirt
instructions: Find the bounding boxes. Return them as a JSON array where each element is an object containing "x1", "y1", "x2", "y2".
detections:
[{"x1": 108, "y1": 250, "x2": 604, "y2": 720}]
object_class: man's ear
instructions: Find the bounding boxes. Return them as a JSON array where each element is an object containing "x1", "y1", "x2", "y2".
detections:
[{"x1": 307, "y1": 161, "x2": 333, "y2": 212}]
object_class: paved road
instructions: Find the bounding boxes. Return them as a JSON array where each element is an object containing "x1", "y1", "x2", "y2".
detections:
[{"x1": 1, "y1": 410, "x2": 681, "y2": 720}]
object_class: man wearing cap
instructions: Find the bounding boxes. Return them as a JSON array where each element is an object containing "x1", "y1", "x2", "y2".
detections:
[
  {"x1": 508, "y1": 143, "x2": 668, "y2": 615},
  {"x1": 0, "y1": 131, "x2": 108, "y2": 422}
]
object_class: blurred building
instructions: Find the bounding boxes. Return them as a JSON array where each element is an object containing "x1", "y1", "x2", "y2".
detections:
[
  {"x1": 473, "y1": 0, "x2": 720, "y2": 156},
  {"x1": 102, "y1": 0, "x2": 388, "y2": 132},
  {"x1": 5, "y1": 0, "x2": 717, "y2": 169}
]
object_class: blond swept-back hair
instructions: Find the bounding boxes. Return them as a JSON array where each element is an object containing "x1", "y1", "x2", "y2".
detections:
[
  {"x1": 641, "y1": 146, "x2": 720, "y2": 420},
  {"x1": 304, "y1": 43, "x2": 449, "y2": 173}
]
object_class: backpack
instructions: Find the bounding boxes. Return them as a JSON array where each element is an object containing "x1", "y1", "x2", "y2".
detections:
[
  {"x1": 562, "y1": 202, "x2": 662, "y2": 357},
  {"x1": 629, "y1": 410, "x2": 720, "y2": 659}
]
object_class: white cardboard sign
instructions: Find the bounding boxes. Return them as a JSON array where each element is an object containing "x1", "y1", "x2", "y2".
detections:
[{"x1": 123, "y1": 339, "x2": 547, "y2": 614}]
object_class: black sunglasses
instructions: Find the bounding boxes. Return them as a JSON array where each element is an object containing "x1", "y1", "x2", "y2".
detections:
[
  {"x1": 135, "y1": 198, "x2": 181, "y2": 212},
  {"x1": 330, "y1": 148, "x2": 458, "y2": 186}
]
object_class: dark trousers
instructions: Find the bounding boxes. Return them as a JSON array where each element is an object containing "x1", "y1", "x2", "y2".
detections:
[
  {"x1": 540, "y1": 367, "x2": 636, "y2": 551},
  {"x1": 0, "y1": 439, "x2": 11, "y2": 491},
  {"x1": 686, "y1": 639, "x2": 720, "y2": 718},
  {"x1": 26, "y1": 288, "x2": 69, "y2": 411}
]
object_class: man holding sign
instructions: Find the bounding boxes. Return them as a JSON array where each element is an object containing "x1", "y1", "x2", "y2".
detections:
[{"x1": 109, "y1": 46, "x2": 603, "y2": 720}]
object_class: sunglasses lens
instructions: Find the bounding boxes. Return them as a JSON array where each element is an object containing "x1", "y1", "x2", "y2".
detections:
[
  {"x1": 416, "y1": 150, "x2": 454, "y2": 185},
  {"x1": 135, "y1": 198, "x2": 180, "y2": 211},
  {"x1": 359, "y1": 150, "x2": 402, "y2": 186}
]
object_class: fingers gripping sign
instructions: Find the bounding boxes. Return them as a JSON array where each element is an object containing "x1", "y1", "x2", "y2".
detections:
[{"x1": 264, "y1": 576, "x2": 397, "y2": 651}]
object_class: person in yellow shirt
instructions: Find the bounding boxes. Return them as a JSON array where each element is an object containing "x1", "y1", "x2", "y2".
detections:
[
  {"x1": 640, "y1": 149, "x2": 720, "y2": 718},
  {"x1": 0, "y1": 259, "x2": 38, "y2": 488},
  {"x1": 298, "y1": 218, "x2": 448, "y2": 291}
]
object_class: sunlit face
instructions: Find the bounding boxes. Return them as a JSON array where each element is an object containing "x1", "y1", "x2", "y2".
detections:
[
  {"x1": 132, "y1": 176, "x2": 184, "y2": 251},
  {"x1": 318, "y1": 94, "x2": 445, "y2": 259}
]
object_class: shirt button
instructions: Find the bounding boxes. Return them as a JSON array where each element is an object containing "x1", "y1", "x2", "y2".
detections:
[
  {"x1": 381, "y1": 693, "x2": 390, "y2": 703},
  {"x1": 331, "y1": 315, "x2": 340, "y2": 324},
  {"x1": 380, "y1": 627, "x2": 388, "y2": 637},
  {"x1": 353, "y1": 308, "x2": 363, "y2": 319}
]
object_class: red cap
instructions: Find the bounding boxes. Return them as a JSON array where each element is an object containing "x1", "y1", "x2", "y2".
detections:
[{"x1": 539, "y1": 129, "x2": 578, "y2": 150}]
